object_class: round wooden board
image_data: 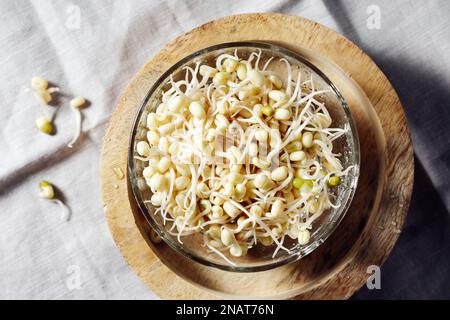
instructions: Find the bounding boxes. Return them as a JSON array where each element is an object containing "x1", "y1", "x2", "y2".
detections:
[{"x1": 100, "y1": 13, "x2": 413, "y2": 299}]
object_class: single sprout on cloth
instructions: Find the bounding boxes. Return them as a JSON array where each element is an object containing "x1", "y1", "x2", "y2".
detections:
[
  {"x1": 36, "y1": 116, "x2": 54, "y2": 135},
  {"x1": 67, "y1": 96, "x2": 86, "y2": 148},
  {"x1": 39, "y1": 180, "x2": 71, "y2": 221},
  {"x1": 136, "y1": 49, "x2": 355, "y2": 265},
  {"x1": 31, "y1": 77, "x2": 48, "y2": 90},
  {"x1": 31, "y1": 76, "x2": 59, "y2": 106},
  {"x1": 39, "y1": 180, "x2": 55, "y2": 199}
]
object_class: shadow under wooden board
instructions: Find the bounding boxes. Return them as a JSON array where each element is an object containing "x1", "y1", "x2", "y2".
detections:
[{"x1": 100, "y1": 13, "x2": 413, "y2": 299}]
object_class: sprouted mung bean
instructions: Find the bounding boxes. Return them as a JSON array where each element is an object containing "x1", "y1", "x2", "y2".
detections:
[
  {"x1": 31, "y1": 75, "x2": 89, "y2": 222},
  {"x1": 39, "y1": 180, "x2": 71, "y2": 221},
  {"x1": 68, "y1": 96, "x2": 86, "y2": 148},
  {"x1": 36, "y1": 116, "x2": 54, "y2": 135},
  {"x1": 30, "y1": 76, "x2": 88, "y2": 148},
  {"x1": 31, "y1": 76, "x2": 59, "y2": 106},
  {"x1": 136, "y1": 49, "x2": 355, "y2": 265},
  {"x1": 31, "y1": 76, "x2": 59, "y2": 135},
  {"x1": 39, "y1": 180, "x2": 55, "y2": 199}
]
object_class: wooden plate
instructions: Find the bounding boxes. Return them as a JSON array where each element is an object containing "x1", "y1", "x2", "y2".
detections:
[{"x1": 100, "y1": 13, "x2": 413, "y2": 299}]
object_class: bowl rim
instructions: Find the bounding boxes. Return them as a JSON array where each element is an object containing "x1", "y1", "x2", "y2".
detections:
[{"x1": 128, "y1": 41, "x2": 360, "y2": 272}]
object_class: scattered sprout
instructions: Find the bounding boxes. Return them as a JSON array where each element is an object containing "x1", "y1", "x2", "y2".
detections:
[
  {"x1": 38, "y1": 180, "x2": 71, "y2": 221},
  {"x1": 70, "y1": 96, "x2": 86, "y2": 109},
  {"x1": 36, "y1": 116, "x2": 54, "y2": 135},
  {"x1": 39, "y1": 180, "x2": 55, "y2": 199},
  {"x1": 31, "y1": 77, "x2": 48, "y2": 90},
  {"x1": 30, "y1": 76, "x2": 59, "y2": 106},
  {"x1": 67, "y1": 96, "x2": 86, "y2": 148}
]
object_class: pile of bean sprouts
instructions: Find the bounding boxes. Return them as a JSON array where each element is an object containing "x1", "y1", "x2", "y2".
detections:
[{"x1": 135, "y1": 49, "x2": 354, "y2": 265}]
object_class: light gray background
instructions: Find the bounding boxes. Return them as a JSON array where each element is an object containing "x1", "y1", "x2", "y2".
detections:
[{"x1": 1, "y1": 0, "x2": 449, "y2": 299}]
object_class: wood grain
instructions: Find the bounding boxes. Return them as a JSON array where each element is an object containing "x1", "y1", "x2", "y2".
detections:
[{"x1": 100, "y1": 13, "x2": 413, "y2": 299}]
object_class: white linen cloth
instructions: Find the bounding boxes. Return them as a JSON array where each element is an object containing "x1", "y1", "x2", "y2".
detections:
[{"x1": 1, "y1": 0, "x2": 449, "y2": 299}]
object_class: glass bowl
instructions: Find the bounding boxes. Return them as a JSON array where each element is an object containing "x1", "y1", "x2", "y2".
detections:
[{"x1": 128, "y1": 42, "x2": 360, "y2": 272}]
